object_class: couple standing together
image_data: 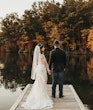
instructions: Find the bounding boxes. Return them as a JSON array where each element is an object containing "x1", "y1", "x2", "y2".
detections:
[{"x1": 22, "y1": 40, "x2": 66, "y2": 109}]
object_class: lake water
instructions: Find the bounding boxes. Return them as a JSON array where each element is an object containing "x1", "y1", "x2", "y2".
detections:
[{"x1": 0, "y1": 52, "x2": 93, "y2": 110}]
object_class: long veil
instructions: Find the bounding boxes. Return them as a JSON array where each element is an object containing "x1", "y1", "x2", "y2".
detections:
[{"x1": 31, "y1": 45, "x2": 40, "y2": 80}]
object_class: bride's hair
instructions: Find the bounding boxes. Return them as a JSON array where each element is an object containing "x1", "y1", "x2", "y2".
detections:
[{"x1": 40, "y1": 44, "x2": 44, "y2": 54}]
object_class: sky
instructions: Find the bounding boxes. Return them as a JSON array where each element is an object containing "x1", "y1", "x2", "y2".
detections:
[{"x1": 0, "y1": 0, "x2": 63, "y2": 19}]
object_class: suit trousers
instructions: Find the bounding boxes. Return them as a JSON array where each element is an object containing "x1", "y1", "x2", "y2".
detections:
[{"x1": 52, "y1": 70, "x2": 64, "y2": 97}]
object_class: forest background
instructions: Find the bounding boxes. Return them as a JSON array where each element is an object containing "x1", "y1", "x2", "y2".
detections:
[{"x1": 0, "y1": 0, "x2": 93, "y2": 54}]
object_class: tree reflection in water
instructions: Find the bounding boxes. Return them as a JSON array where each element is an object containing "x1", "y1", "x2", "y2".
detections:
[
  {"x1": 87, "y1": 56, "x2": 93, "y2": 84},
  {"x1": 64, "y1": 55, "x2": 93, "y2": 110},
  {"x1": 0, "y1": 53, "x2": 33, "y2": 92},
  {"x1": 0, "y1": 53, "x2": 93, "y2": 110}
]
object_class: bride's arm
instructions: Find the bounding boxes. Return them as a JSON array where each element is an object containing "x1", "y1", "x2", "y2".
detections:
[{"x1": 41, "y1": 54, "x2": 51, "y2": 74}]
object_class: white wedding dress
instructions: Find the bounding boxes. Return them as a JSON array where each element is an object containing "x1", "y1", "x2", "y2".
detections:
[{"x1": 21, "y1": 46, "x2": 53, "y2": 109}]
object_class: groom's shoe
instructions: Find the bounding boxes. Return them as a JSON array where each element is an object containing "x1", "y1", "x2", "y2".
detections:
[
  {"x1": 59, "y1": 95, "x2": 64, "y2": 98},
  {"x1": 52, "y1": 95, "x2": 55, "y2": 98}
]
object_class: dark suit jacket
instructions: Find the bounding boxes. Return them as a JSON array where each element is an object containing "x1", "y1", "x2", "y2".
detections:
[{"x1": 49, "y1": 48, "x2": 66, "y2": 72}]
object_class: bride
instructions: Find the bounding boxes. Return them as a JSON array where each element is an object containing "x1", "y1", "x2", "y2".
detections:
[{"x1": 21, "y1": 44, "x2": 53, "y2": 109}]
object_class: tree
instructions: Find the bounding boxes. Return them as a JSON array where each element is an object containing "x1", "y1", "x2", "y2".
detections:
[
  {"x1": 87, "y1": 28, "x2": 93, "y2": 52},
  {"x1": 22, "y1": 9, "x2": 44, "y2": 40},
  {"x1": 0, "y1": 0, "x2": 93, "y2": 53},
  {"x1": 1, "y1": 13, "x2": 23, "y2": 40},
  {"x1": 62, "y1": 0, "x2": 93, "y2": 40}
]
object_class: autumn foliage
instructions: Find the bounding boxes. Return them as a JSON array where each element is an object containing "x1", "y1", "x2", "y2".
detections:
[{"x1": 0, "y1": 0, "x2": 93, "y2": 53}]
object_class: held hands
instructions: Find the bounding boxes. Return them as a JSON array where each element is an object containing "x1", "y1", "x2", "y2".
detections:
[{"x1": 48, "y1": 70, "x2": 52, "y2": 75}]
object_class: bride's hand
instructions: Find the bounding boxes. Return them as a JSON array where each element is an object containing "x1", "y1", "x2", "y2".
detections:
[{"x1": 48, "y1": 70, "x2": 51, "y2": 75}]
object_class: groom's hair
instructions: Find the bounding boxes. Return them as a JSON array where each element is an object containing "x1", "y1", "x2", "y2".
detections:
[{"x1": 53, "y1": 40, "x2": 60, "y2": 46}]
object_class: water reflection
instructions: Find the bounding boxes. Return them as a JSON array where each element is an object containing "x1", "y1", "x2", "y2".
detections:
[
  {"x1": 0, "y1": 53, "x2": 93, "y2": 110},
  {"x1": 64, "y1": 55, "x2": 93, "y2": 110},
  {"x1": 87, "y1": 56, "x2": 93, "y2": 84},
  {"x1": 0, "y1": 53, "x2": 33, "y2": 92},
  {"x1": 64, "y1": 55, "x2": 88, "y2": 84}
]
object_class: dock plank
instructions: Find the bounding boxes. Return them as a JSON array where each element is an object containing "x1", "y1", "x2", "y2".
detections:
[{"x1": 10, "y1": 84, "x2": 86, "y2": 110}]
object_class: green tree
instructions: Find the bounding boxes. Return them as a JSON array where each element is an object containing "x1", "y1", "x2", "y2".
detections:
[
  {"x1": 22, "y1": 9, "x2": 44, "y2": 40},
  {"x1": 1, "y1": 13, "x2": 23, "y2": 40}
]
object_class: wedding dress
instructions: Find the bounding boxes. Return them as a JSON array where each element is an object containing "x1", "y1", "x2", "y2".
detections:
[{"x1": 21, "y1": 45, "x2": 53, "y2": 109}]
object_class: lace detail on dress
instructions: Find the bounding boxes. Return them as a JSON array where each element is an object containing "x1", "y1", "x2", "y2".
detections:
[{"x1": 21, "y1": 54, "x2": 53, "y2": 109}]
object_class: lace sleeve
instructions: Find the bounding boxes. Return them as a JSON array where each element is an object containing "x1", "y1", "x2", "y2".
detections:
[{"x1": 41, "y1": 54, "x2": 50, "y2": 72}]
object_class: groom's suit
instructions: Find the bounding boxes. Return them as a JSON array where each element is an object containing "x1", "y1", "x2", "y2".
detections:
[{"x1": 49, "y1": 48, "x2": 66, "y2": 98}]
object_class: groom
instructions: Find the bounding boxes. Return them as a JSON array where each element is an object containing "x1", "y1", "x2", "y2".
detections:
[{"x1": 49, "y1": 40, "x2": 66, "y2": 98}]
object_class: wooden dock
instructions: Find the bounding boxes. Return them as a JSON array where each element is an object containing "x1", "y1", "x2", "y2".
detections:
[{"x1": 10, "y1": 84, "x2": 86, "y2": 110}]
